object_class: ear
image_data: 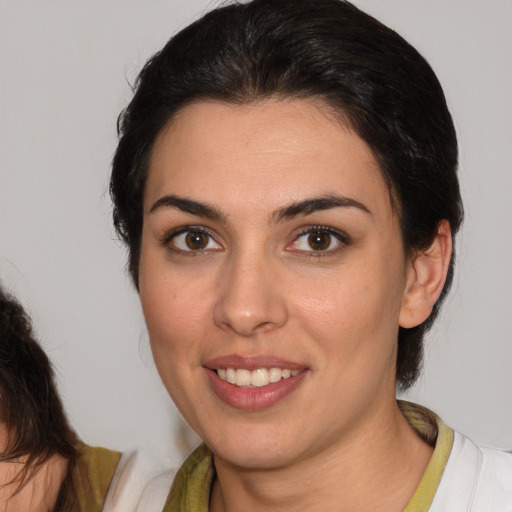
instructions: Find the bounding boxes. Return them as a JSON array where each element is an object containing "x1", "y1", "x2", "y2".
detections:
[{"x1": 399, "y1": 220, "x2": 453, "y2": 329}]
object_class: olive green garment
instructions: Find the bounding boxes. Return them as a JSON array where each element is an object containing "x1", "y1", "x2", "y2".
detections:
[{"x1": 76, "y1": 444, "x2": 122, "y2": 512}]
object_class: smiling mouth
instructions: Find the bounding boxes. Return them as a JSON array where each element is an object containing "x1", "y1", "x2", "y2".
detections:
[
  {"x1": 216, "y1": 368, "x2": 301, "y2": 388},
  {"x1": 205, "y1": 360, "x2": 308, "y2": 409}
]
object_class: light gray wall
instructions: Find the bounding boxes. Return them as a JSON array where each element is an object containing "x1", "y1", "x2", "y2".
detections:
[{"x1": 1, "y1": 0, "x2": 511, "y2": 462}]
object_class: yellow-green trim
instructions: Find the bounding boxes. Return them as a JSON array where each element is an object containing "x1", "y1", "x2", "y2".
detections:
[
  {"x1": 163, "y1": 444, "x2": 214, "y2": 512},
  {"x1": 76, "y1": 444, "x2": 122, "y2": 512},
  {"x1": 401, "y1": 402, "x2": 454, "y2": 512}
]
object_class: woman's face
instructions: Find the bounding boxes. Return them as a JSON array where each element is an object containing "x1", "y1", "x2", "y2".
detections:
[{"x1": 139, "y1": 98, "x2": 416, "y2": 469}]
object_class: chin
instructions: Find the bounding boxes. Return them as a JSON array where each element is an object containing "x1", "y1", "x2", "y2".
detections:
[
  {"x1": 213, "y1": 444, "x2": 294, "y2": 470},
  {"x1": 203, "y1": 424, "x2": 308, "y2": 470}
]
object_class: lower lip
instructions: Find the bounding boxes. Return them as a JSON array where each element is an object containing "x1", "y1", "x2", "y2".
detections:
[{"x1": 205, "y1": 369, "x2": 308, "y2": 410}]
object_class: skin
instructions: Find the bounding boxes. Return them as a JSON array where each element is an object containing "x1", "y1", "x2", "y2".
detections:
[
  {"x1": 139, "y1": 98, "x2": 452, "y2": 511},
  {"x1": 0, "y1": 424, "x2": 67, "y2": 512}
]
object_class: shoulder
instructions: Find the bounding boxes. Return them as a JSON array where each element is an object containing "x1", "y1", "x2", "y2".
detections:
[
  {"x1": 473, "y1": 444, "x2": 512, "y2": 508},
  {"x1": 101, "y1": 449, "x2": 175, "y2": 512},
  {"x1": 430, "y1": 431, "x2": 512, "y2": 511}
]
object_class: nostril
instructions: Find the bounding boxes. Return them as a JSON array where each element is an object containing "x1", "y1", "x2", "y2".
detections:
[
  {"x1": 213, "y1": 298, "x2": 288, "y2": 337},
  {"x1": 217, "y1": 317, "x2": 274, "y2": 337},
  {"x1": 212, "y1": 260, "x2": 289, "y2": 335}
]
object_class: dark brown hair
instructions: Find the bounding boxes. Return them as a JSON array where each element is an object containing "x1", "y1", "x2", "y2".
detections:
[
  {"x1": 0, "y1": 288, "x2": 79, "y2": 510},
  {"x1": 110, "y1": 0, "x2": 463, "y2": 389}
]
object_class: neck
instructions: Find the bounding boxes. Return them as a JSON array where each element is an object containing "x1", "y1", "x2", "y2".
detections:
[{"x1": 210, "y1": 400, "x2": 433, "y2": 512}]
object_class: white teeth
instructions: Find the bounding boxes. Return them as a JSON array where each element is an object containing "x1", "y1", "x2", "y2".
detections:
[
  {"x1": 251, "y1": 368, "x2": 269, "y2": 387},
  {"x1": 269, "y1": 367, "x2": 282, "y2": 383},
  {"x1": 216, "y1": 367, "x2": 301, "y2": 387},
  {"x1": 235, "y1": 369, "x2": 251, "y2": 386},
  {"x1": 226, "y1": 368, "x2": 236, "y2": 384}
]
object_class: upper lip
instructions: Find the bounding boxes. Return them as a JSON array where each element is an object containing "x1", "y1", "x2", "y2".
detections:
[{"x1": 203, "y1": 354, "x2": 306, "y2": 371}]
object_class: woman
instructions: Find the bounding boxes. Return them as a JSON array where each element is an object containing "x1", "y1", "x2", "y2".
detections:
[
  {"x1": 0, "y1": 287, "x2": 125, "y2": 511},
  {"x1": 108, "y1": 0, "x2": 512, "y2": 510},
  {"x1": 0, "y1": 287, "x2": 78, "y2": 510}
]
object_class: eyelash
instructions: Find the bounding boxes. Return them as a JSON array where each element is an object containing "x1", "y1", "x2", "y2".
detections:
[
  {"x1": 289, "y1": 225, "x2": 350, "y2": 257},
  {"x1": 160, "y1": 225, "x2": 350, "y2": 256},
  {"x1": 160, "y1": 226, "x2": 222, "y2": 254}
]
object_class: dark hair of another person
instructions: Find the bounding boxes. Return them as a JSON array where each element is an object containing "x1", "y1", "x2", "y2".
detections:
[
  {"x1": 0, "y1": 288, "x2": 78, "y2": 510},
  {"x1": 110, "y1": 0, "x2": 464, "y2": 389}
]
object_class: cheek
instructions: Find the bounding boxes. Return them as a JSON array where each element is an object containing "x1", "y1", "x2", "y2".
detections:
[
  {"x1": 141, "y1": 276, "x2": 208, "y2": 355},
  {"x1": 138, "y1": 248, "x2": 213, "y2": 371},
  {"x1": 290, "y1": 258, "x2": 405, "y2": 359},
  {"x1": 139, "y1": 268, "x2": 213, "y2": 418}
]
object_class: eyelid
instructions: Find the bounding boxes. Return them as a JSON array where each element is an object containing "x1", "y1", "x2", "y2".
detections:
[
  {"x1": 287, "y1": 225, "x2": 351, "y2": 254},
  {"x1": 159, "y1": 224, "x2": 349, "y2": 255},
  {"x1": 160, "y1": 225, "x2": 223, "y2": 252}
]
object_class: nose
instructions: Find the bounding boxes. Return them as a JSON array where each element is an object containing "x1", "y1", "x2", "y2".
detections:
[{"x1": 213, "y1": 251, "x2": 288, "y2": 337}]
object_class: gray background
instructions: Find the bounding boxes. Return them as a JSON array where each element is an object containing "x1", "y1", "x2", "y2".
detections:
[{"x1": 1, "y1": 0, "x2": 511, "y2": 463}]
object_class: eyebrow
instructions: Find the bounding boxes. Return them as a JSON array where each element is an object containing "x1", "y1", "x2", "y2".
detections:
[
  {"x1": 149, "y1": 193, "x2": 371, "y2": 224},
  {"x1": 273, "y1": 194, "x2": 371, "y2": 223},
  {"x1": 150, "y1": 195, "x2": 226, "y2": 222}
]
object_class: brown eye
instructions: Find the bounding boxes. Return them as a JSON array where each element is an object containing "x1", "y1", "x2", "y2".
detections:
[
  {"x1": 307, "y1": 231, "x2": 332, "y2": 251},
  {"x1": 288, "y1": 226, "x2": 348, "y2": 254},
  {"x1": 168, "y1": 228, "x2": 222, "y2": 252},
  {"x1": 185, "y1": 231, "x2": 209, "y2": 250}
]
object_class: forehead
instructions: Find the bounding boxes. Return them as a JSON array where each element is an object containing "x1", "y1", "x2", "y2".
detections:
[{"x1": 145, "y1": 98, "x2": 392, "y2": 221}]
